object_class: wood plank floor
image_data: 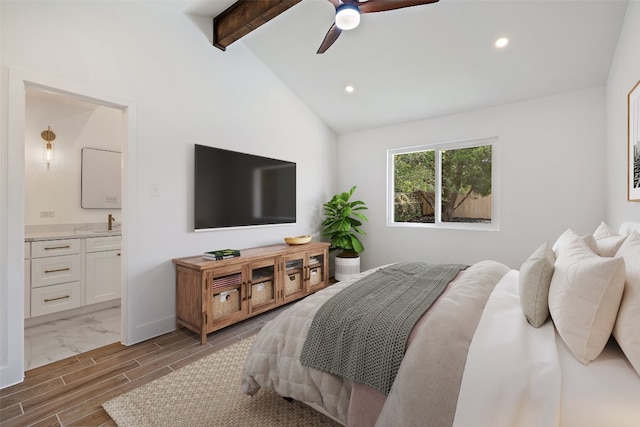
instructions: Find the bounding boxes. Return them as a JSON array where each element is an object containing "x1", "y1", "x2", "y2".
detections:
[{"x1": 0, "y1": 307, "x2": 287, "y2": 427}]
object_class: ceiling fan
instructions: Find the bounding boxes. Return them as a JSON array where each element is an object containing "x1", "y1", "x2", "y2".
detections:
[{"x1": 317, "y1": 0, "x2": 440, "y2": 54}]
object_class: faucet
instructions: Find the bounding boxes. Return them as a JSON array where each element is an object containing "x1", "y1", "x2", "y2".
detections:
[{"x1": 108, "y1": 214, "x2": 115, "y2": 231}]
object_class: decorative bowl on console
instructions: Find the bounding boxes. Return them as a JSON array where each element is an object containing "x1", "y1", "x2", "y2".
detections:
[{"x1": 284, "y1": 235, "x2": 312, "y2": 245}]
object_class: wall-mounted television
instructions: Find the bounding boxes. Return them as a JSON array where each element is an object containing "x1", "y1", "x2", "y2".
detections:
[{"x1": 194, "y1": 144, "x2": 296, "y2": 230}]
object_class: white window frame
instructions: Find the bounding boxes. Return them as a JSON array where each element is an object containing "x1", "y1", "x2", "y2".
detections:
[{"x1": 387, "y1": 137, "x2": 500, "y2": 231}]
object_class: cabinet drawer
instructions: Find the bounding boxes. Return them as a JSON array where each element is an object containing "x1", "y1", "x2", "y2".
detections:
[
  {"x1": 31, "y1": 239, "x2": 80, "y2": 258},
  {"x1": 31, "y1": 282, "x2": 81, "y2": 317},
  {"x1": 31, "y1": 254, "x2": 82, "y2": 288},
  {"x1": 24, "y1": 242, "x2": 30, "y2": 259},
  {"x1": 86, "y1": 236, "x2": 121, "y2": 252}
]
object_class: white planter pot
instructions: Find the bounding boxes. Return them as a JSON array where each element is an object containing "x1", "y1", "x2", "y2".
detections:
[{"x1": 334, "y1": 256, "x2": 360, "y2": 281}]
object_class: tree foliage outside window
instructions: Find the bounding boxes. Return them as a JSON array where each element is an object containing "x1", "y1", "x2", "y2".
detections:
[
  {"x1": 389, "y1": 138, "x2": 496, "y2": 228},
  {"x1": 393, "y1": 151, "x2": 434, "y2": 221}
]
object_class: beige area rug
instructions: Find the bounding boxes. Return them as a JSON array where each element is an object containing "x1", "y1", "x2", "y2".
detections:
[{"x1": 103, "y1": 336, "x2": 341, "y2": 427}]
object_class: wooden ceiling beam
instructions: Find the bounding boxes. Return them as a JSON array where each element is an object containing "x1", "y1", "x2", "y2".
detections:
[{"x1": 213, "y1": 0, "x2": 302, "y2": 51}]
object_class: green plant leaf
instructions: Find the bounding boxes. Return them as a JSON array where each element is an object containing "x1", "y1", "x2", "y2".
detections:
[{"x1": 321, "y1": 185, "x2": 368, "y2": 253}]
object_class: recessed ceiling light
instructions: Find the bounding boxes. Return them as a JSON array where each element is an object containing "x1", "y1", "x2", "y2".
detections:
[
  {"x1": 344, "y1": 84, "x2": 355, "y2": 94},
  {"x1": 495, "y1": 37, "x2": 509, "y2": 49}
]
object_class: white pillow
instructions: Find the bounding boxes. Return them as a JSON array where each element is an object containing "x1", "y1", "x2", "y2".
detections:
[
  {"x1": 612, "y1": 231, "x2": 640, "y2": 376},
  {"x1": 549, "y1": 229, "x2": 626, "y2": 364},
  {"x1": 592, "y1": 222, "x2": 627, "y2": 257},
  {"x1": 619, "y1": 221, "x2": 640, "y2": 236},
  {"x1": 593, "y1": 221, "x2": 617, "y2": 239},
  {"x1": 595, "y1": 235, "x2": 627, "y2": 257},
  {"x1": 552, "y1": 228, "x2": 597, "y2": 256}
]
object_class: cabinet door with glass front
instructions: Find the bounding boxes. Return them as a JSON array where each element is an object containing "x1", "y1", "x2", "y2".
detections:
[
  {"x1": 282, "y1": 252, "x2": 306, "y2": 303},
  {"x1": 207, "y1": 265, "x2": 246, "y2": 330},
  {"x1": 247, "y1": 258, "x2": 278, "y2": 315},
  {"x1": 306, "y1": 249, "x2": 328, "y2": 293}
]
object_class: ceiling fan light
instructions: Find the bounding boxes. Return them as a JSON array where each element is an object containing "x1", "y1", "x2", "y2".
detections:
[{"x1": 335, "y1": 4, "x2": 360, "y2": 30}]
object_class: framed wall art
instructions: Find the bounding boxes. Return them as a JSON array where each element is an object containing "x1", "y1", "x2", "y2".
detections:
[{"x1": 629, "y1": 79, "x2": 640, "y2": 201}]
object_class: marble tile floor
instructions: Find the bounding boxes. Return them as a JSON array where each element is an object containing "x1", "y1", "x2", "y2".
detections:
[{"x1": 24, "y1": 306, "x2": 121, "y2": 371}]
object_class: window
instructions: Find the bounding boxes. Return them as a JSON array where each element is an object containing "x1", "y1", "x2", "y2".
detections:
[{"x1": 387, "y1": 137, "x2": 498, "y2": 230}]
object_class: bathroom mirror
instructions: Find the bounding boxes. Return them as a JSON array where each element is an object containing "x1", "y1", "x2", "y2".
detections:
[{"x1": 81, "y1": 147, "x2": 122, "y2": 209}]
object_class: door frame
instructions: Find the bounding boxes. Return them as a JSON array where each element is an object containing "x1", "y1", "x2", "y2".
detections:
[{"x1": 1, "y1": 68, "x2": 136, "y2": 388}]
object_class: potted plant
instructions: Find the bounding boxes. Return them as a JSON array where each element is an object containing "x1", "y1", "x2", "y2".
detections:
[{"x1": 321, "y1": 185, "x2": 368, "y2": 280}]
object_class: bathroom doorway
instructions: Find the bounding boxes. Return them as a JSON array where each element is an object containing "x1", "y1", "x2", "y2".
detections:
[
  {"x1": 2, "y1": 70, "x2": 135, "y2": 388},
  {"x1": 23, "y1": 88, "x2": 124, "y2": 369}
]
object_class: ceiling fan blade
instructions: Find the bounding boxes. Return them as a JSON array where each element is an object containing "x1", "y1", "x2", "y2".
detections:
[
  {"x1": 359, "y1": 0, "x2": 439, "y2": 14},
  {"x1": 317, "y1": 24, "x2": 342, "y2": 54}
]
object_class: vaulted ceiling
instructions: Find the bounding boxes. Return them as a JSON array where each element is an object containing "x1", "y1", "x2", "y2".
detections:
[{"x1": 162, "y1": 0, "x2": 629, "y2": 135}]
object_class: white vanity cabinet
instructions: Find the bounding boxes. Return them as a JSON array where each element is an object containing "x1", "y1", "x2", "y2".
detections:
[
  {"x1": 30, "y1": 239, "x2": 82, "y2": 317},
  {"x1": 25, "y1": 233, "x2": 121, "y2": 319},
  {"x1": 85, "y1": 236, "x2": 122, "y2": 305}
]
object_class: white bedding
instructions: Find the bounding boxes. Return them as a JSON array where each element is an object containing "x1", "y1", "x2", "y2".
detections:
[
  {"x1": 557, "y1": 334, "x2": 640, "y2": 426},
  {"x1": 454, "y1": 269, "x2": 640, "y2": 427}
]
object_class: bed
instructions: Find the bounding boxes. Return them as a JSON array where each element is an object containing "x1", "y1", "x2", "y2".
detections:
[{"x1": 241, "y1": 221, "x2": 640, "y2": 427}]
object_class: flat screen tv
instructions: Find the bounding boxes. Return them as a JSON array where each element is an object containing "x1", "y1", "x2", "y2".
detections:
[{"x1": 194, "y1": 144, "x2": 296, "y2": 230}]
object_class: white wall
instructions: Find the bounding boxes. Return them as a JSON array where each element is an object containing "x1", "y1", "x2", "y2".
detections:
[
  {"x1": 25, "y1": 92, "x2": 123, "y2": 226},
  {"x1": 338, "y1": 87, "x2": 608, "y2": 270},
  {"x1": 606, "y1": 0, "x2": 640, "y2": 226},
  {"x1": 0, "y1": 1, "x2": 337, "y2": 387}
]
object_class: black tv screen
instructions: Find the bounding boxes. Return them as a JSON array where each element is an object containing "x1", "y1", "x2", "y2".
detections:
[{"x1": 194, "y1": 144, "x2": 296, "y2": 230}]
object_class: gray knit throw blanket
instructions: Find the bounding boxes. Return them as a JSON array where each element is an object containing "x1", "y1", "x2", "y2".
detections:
[{"x1": 300, "y1": 262, "x2": 467, "y2": 395}]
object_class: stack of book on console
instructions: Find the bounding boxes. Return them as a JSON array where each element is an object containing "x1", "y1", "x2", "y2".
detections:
[{"x1": 203, "y1": 249, "x2": 241, "y2": 260}]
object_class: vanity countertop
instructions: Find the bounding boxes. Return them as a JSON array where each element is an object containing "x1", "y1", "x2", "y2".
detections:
[{"x1": 24, "y1": 228, "x2": 122, "y2": 242}]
